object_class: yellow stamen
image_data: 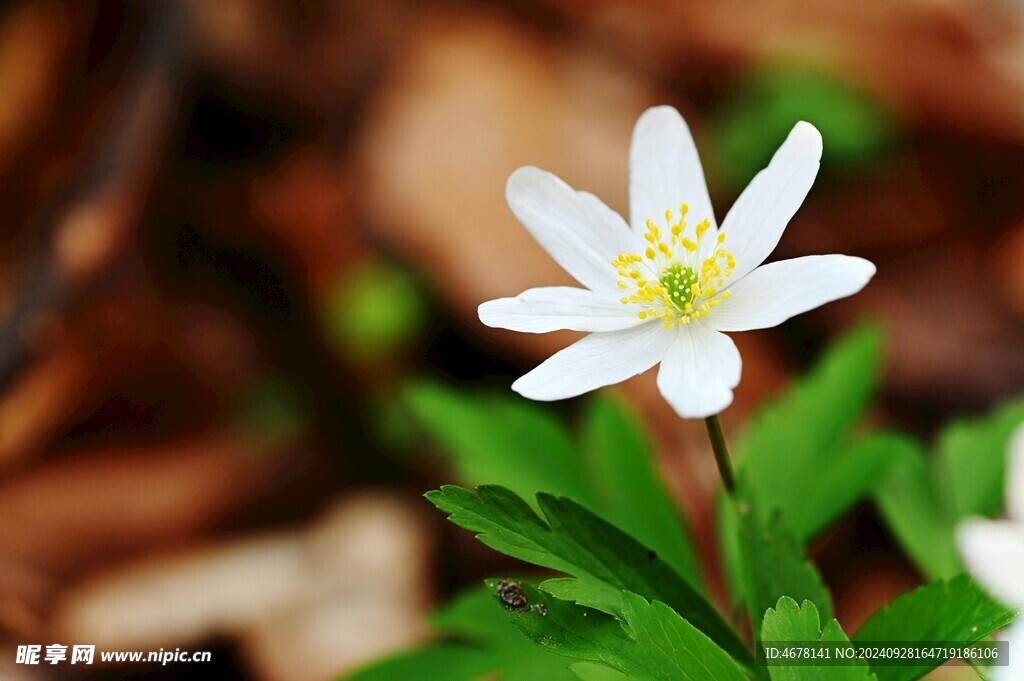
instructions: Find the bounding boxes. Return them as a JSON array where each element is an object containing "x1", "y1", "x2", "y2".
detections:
[{"x1": 612, "y1": 204, "x2": 736, "y2": 325}]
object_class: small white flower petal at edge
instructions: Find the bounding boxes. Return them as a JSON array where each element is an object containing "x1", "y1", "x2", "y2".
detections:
[
  {"x1": 720, "y1": 122, "x2": 823, "y2": 283},
  {"x1": 956, "y1": 519, "x2": 1024, "y2": 608},
  {"x1": 478, "y1": 286, "x2": 645, "y2": 333},
  {"x1": 1006, "y1": 424, "x2": 1024, "y2": 521},
  {"x1": 512, "y1": 322, "x2": 674, "y2": 401},
  {"x1": 708, "y1": 255, "x2": 877, "y2": 333},
  {"x1": 995, "y1": 620, "x2": 1024, "y2": 681},
  {"x1": 957, "y1": 429, "x2": 1024, "y2": 676},
  {"x1": 656, "y1": 323, "x2": 741, "y2": 419},
  {"x1": 629, "y1": 106, "x2": 717, "y2": 237},
  {"x1": 506, "y1": 167, "x2": 637, "y2": 295}
]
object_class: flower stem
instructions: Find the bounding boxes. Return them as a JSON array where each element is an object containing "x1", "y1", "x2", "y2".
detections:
[{"x1": 704, "y1": 414, "x2": 736, "y2": 495}]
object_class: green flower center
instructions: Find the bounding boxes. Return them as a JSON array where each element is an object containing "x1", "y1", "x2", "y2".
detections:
[{"x1": 659, "y1": 263, "x2": 698, "y2": 311}]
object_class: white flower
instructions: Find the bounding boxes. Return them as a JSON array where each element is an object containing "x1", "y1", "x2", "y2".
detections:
[
  {"x1": 479, "y1": 106, "x2": 876, "y2": 418},
  {"x1": 957, "y1": 425, "x2": 1024, "y2": 681}
]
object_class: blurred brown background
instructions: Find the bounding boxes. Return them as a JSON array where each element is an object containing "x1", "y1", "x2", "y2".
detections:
[{"x1": 0, "y1": 1, "x2": 1023, "y2": 679}]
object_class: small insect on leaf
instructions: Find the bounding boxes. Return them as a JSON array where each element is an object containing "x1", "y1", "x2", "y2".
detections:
[
  {"x1": 532, "y1": 603, "x2": 547, "y2": 616},
  {"x1": 495, "y1": 579, "x2": 529, "y2": 611}
]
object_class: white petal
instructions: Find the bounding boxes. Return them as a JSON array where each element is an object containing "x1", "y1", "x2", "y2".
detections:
[
  {"x1": 629, "y1": 106, "x2": 717, "y2": 235},
  {"x1": 957, "y1": 519, "x2": 1024, "y2": 608},
  {"x1": 708, "y1": 255, "x2": 876, "y2": 332},
  {"x1": 720, "y1": 122, "x2": 823, "y2": 282},
  {"x1": 478, "y1": 287, "x2": 644, "y2": 333},
  {"x1": 656, "y1": 323, "x2": 741, "y2": 419},
  {"x1": 512, "y1": 322, "x2": 673, "y2": 401},
  {"x1": 507, "y1": 167, "x2": 635, "y2": 294},
  {"x1": 995, "y1": 620, "x2": 1024, "y2": 681},
  {"x1": 1007, "y1": 425, "x2": 1024, "y2": 522}
]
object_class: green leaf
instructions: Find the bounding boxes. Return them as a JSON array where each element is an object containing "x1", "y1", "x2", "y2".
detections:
[
  {"x1": 720, "y1": 432, "x2": 897, "y2": 588},
  {"x1": 720, "y1": 326, "x2": 886, "y2": 611},
  {"x1": 796, "y1": 434, "x2": 901, "y2": 536},
  {"x1": 737, "y1": 324, "x2": 883, "y2": 541},
  {"x1": 426, "y1": 485, "x2": 750, "y2": 666},
  {"x1": 346, "y1": 586, "x2": 577, "y2": 681},
  {"x1": 872, "y1": 438, "x2": 961, "y2": 579},
  {"x1": 504, "y1": 582, "x2": 748, "y2": 681},
  {"x1": 761, "y1": 597, "x2": 874, "y2": 681},
  {"x1": 569, "y1": 663, "x2": 630, "y2": 681},
  {"x1": 735, "y1": 492, "x2": 833, "y2": 642},
  {"x1": 580, "y1": 396, "x2": 702, "y2": 587},
  {"x1": 937, "y1": 398, "x2": 1024, "y2": 519},
  {"x1": 537, "y1": 577, "x2": 624, "y2": 617},
  {"x1": 408, "y1": 388, "x2": 703, "y2": 589},
  {"x1": 407, "y1": 385, "x2": 593, "y2": 507},
  {"x1": 853, "y1": 574, "x2": 1017, "y2": 681},
  {"x1": 872, "y1": 398, "x2": 1024, "y2": 579}
]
